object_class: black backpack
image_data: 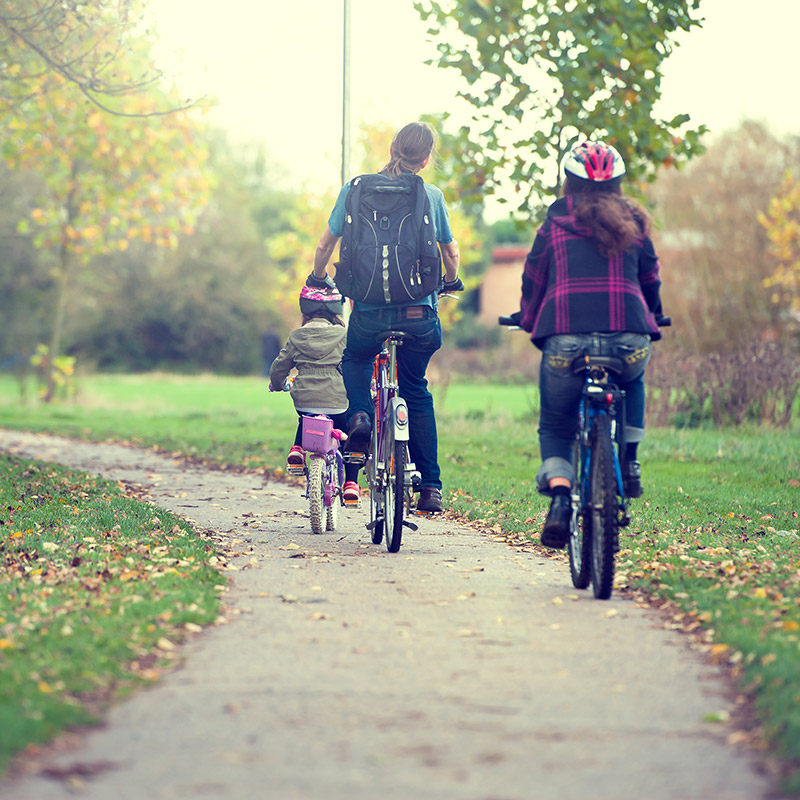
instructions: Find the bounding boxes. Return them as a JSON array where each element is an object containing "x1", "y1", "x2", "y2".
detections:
[{"x1": 334, "y1": 172, "x2": 441, "y2": 305}]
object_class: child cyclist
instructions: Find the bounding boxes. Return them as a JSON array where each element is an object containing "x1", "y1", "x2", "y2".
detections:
[
  {"x1": 515, "y1": 140, "x2": 663, "y2": 549},
  {"x1": 269, "y1": 285, "x2": 360, "y2": 504}
]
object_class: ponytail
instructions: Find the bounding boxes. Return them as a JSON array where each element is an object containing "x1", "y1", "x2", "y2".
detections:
[{"x1": 381, "y1": 122, "x2": 435, "y2": 177}]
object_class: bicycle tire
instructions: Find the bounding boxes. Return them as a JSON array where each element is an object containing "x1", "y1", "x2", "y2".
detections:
[
  {"x1": 308, "y1": 458, "x2": 325, "y2": 535},
  {"x1": 568, "y1": 501, "x2": 592, "y2": 591},
  {"x1": 569, "y1": 438, "x2": 591, "y2": 589},
  {"x1": 383, "y1": 437, "x2": 406, "y2": 553},
  {"x1": 366, "y1": 419, "x2": 383, "y2": 544},
  {"x1": 589, "y1": 414, "x2": 618, "y2": 599},
  {"x1": 326, "y1": 459, "x2": 339, "y2": 532}
]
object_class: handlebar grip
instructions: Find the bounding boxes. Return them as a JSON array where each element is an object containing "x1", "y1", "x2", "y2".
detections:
[
  {"x1": 656, "y1": 315, "x2": 672, "y2": 327},
  {"x1": 499, "y1": 311, "x2": 523, "y2": 327}
]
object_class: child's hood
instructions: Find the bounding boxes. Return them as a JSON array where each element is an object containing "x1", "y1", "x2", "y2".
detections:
[{"x1": 291, "y1": 322, "x2": 344, "y2": 361}]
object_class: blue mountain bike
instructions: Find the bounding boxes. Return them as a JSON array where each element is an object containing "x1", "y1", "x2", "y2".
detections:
[{"x1": 500, "y1": 315, "x2": 670, "y2": 599}]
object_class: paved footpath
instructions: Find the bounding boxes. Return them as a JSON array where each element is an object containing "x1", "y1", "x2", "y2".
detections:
[{"x1": 0, "y1": 429, "x2": 784, "y2": 800}]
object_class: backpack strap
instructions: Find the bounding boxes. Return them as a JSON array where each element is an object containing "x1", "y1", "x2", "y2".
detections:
[{"x1": 340, "y1": 175, "x2": 366, "y2": 266}]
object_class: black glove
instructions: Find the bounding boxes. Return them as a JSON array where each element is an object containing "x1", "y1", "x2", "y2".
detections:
[
  {"x1": 306, "y1": 271, "x2": 336, "y2": 290},
  {"x1": 442, "y1": 276, "x2": 464, "y2": 292}
]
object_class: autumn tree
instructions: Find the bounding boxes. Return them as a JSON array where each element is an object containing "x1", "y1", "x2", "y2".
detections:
[
  {"x1": 0, "y1": 0, "x2": 191, "y2": 114},
  {"x1": 760, "y1": 170, "x2": 800, "y2": 332},
  {"x1": 647, "y1": 122, "x2": 799, "y2": 354},
  {"x1": 1, "y1": 29, "x2": 211, "y2": 399},
  {"x1": 414, "y1": 0, "x2": 707, "y2": 216}
]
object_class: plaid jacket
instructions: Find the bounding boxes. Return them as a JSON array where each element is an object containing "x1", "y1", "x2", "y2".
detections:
[{"x1": 519, "y1": 196, "x2": 662, "y2": 348}]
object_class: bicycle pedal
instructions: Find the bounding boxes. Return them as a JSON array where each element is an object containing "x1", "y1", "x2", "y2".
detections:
[
  {"x1": 411, "y1": 509, "x2": 436, "y2": 518},
  {"x1": 286, "y1": 466, "x2": 305, "y2": 476},
  {"x1": 343, "y1": 498, "x2": 361, "y2": 508},
  {"x1": 343, "y1": 452, "x2": 367, "y2": 465}
]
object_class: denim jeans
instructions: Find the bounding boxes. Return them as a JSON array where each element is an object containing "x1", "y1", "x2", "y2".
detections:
[
  {"x1": 537, "y1": 332, "x2": 651, "y2": 492},
  {"x1": 341, "y1": 305, "x2": 443, "y2": 489}
]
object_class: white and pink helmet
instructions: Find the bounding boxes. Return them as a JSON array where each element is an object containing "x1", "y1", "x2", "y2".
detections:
[{"x1": 562, "y1": 141, "x2": 626, "y2": 182}]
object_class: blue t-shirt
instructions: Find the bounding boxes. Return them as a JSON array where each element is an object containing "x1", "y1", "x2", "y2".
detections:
[{"x1": 327, "y1": 175, "x2": 454, "y2": 310}]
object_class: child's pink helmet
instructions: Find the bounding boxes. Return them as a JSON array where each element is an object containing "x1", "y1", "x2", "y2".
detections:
[{"x1": 299, "y1": 284, "x2": 344, "y2": 317}]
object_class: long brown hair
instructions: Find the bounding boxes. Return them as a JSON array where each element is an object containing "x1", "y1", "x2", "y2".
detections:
[
  {"x1": 564, "y1": 174, "x2": 651, "y2": 256},
  {"x1": 380, "y1": 122, "x2": 435, "y2": 177}
]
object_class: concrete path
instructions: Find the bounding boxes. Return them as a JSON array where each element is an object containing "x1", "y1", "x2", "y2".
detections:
[{"x1": 0, "y1": 429, "x2": 782, "y2": 800}]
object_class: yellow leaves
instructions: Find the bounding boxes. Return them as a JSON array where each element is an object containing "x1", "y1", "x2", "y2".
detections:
[
  {"x1": 0, "y1": 639, "x2": 14, "y2": 650},
  {"x1": 783, "y1": 620, "x2": 800, "y2": 632}
]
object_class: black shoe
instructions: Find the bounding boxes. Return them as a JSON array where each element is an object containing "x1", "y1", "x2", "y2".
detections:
[
  {"x1": 625, "y1": 460, "x2": 643, "y2": 498},
  {"x1": 346, "y1": 412, "x2": 371, "y2": 454},
  {"x1": 417, "y1": 488, "x2": 443, "y2": 514},
  {"x1": 541, "y1": 495, "x2": 571, "y2": 549}
]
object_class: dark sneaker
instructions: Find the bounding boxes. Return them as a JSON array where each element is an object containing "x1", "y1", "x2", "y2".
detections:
[
  {"x1": 416, "y1": 488, "x2": 443, "y2": 514},
  {"x1": 346, "y1": 412, "x2": 371, "y2": 454},
  {"x1": 625, "y1": 460, "x2": 643, "y2": 498},
  {"x1": 540, "y1": 495, "x2": 571, "y2": 549}
]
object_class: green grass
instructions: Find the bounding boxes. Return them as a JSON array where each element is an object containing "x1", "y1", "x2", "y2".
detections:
[
  {"x1": 0, "y1": 449, "x2": 224, "y2": 772},
  {"x1": 1, "y1": 372, "x2": 800, "y2": 790}
]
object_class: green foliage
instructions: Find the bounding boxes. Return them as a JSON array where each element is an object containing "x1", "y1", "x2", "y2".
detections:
[
  {"x1": 414, "y1": 0, "x2": 708, "y2": 214},
  {"x1": 0, "y1": 454, "x2": 223, "y2": 771}
]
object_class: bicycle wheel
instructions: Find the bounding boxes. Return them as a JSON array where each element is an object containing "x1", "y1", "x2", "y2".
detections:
[
  {"x1": 568, "y1": 438, "x2": 591, "y2": 589},
  {"x1": 366, "y1": 422, "x2": 383, "y2": 544},
  {"x1": 326, "y1": 458, "x2": 339, "y2": 532},
  {"x1": 589, "y1": 414, "x2": 618, "y2": 599},
  {"x1": 383, "y1": 436, "x2": 406, "y2": 553},
  {"x1": 308, "y1": 457, "x2": 325, "y2": 535}
]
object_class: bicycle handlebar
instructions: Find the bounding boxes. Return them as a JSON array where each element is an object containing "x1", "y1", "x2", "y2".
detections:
[{"x1": 498, "y1": 312, "x2": 672, "y2": 328}]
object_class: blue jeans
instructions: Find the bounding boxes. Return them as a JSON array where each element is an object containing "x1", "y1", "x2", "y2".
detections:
[
  {"x1": 342, "y1": 305, "x2": 443, "y2": 489},
  {"x1": 537, "y1": 332, "x2": 651, "y2": 492}
]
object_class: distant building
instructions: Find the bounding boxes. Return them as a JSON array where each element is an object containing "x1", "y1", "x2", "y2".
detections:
[{"x1": 477, "y1": 245, "x2": 528, "y2": 327}]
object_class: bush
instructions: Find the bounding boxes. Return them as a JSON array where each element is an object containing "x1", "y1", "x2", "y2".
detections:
[{"x1": 647, "y1": 339, "x2": 800, "y2": 428}]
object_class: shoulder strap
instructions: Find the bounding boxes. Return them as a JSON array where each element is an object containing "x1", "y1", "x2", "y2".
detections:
[{"x1": 341, "y1": 175, "x2": 367, "y2": 264}]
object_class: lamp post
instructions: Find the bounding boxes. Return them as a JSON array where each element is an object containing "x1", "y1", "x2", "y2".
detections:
[{"x1": 341, "y1": 0, "x2": 351, "y2": 187}]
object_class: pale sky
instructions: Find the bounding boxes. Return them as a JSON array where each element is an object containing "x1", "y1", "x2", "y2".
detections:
[{"x1": 151, "y1": 0, "x2": 799, "y2": 199}]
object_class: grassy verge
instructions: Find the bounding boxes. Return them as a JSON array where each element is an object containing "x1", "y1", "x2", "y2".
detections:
[
  {"x1": 0, "y1": 452, "x2": 224, "y2": 773},
  {"x1": 1, "y1": 372, "x2": 799, "y2": 790}
]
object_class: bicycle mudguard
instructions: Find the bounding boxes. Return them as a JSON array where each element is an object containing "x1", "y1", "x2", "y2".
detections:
[{"x1": 388, "y1": 396, "x2": 410, "y2": 442}]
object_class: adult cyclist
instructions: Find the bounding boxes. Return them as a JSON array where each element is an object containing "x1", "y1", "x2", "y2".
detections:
[
  {"x1": 515, "y1": 141, "x2": 663, "y2": 549},
  {"x1": 308, "y1": 121, "x2": 462, "y2": 514}
]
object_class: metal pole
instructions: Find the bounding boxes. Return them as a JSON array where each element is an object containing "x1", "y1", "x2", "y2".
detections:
[{"x1": 341, "y1": 0, "x2": 351, "y2": 187}]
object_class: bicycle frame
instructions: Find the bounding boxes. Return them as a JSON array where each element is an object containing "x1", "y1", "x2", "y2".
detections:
[
  {"x1": 576, "y1": 365, "x2": 629, "y2": 524},
  {"x1": 300, "y1": 414, "x2": 346, "y2": 534}
]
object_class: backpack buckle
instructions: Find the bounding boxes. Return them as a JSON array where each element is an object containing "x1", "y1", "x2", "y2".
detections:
[{"x1": 379, "y1": 215, "x2": 390, "y2": 231}]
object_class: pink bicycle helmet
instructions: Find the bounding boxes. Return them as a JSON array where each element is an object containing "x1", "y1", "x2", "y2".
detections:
[
  {"x1": 563, "y1": 141, "x2": 626, "y2": 182},
  {"x1": 299, "y1": 284, "x2": 344, "y2": 317}
]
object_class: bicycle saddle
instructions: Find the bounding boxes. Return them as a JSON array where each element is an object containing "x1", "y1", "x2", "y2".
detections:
[
  {"x1": 377, "y1": 330, "x2": 415, "y2": 344},
  {"x1": 570, "y1": 354, "x2": 625, "y2": 375}
]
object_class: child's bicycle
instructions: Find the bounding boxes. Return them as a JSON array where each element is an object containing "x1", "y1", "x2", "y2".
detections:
[
  {"x1": 289, "y1": 414, "x2": 347, "y2": 535},
  {"x1": 499, "y1": 314, "x2": 670, "y2": 599},
  {"x1": 344, "y1": 331, "x2": 424, "y2": 553}
]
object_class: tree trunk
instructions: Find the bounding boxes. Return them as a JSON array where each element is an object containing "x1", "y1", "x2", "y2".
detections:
[{"x1": 43, "y1": 247, "x2": 72, "y2": 403}]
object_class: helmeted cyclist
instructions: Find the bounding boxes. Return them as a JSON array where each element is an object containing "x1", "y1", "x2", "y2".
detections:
[
  {"x1": 514, "y1": 140, "x2": 663, "y2": 549},
  {"x1": 308, "y1": 121, "x2": 462, "y2": 513},
  {"x1": 269, "y1": 285, "x2": 361, "y2": 502}
]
